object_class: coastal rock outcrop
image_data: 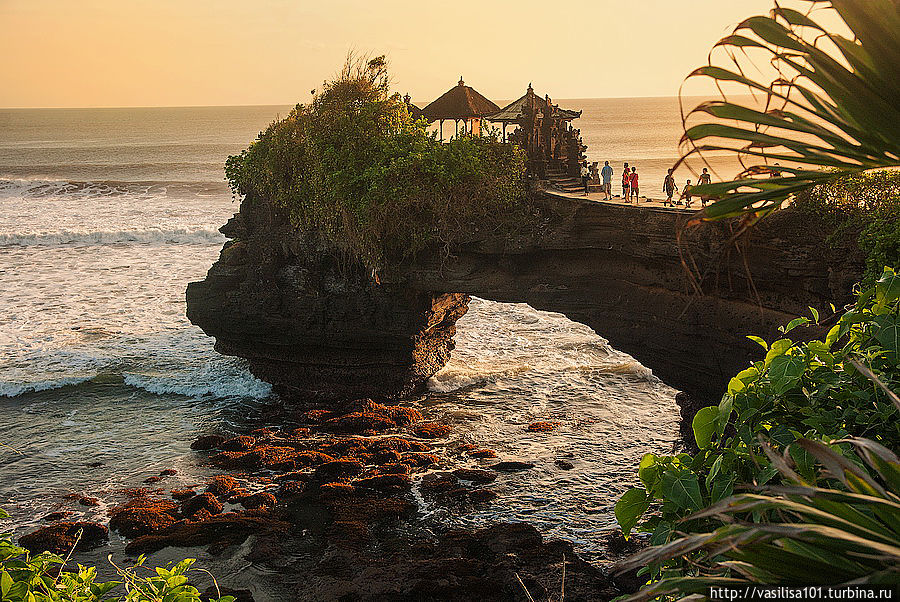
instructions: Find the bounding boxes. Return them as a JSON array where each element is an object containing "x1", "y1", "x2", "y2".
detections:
[
  {"x1": 187, "y1": 200, "x2": 468, "y2": 400},
  {"x1": 19, "y1": 521, "x2": 108, "y2": 555},
  {"x1": 187, "y1": 192, "x2": 864, "y2": 402}
]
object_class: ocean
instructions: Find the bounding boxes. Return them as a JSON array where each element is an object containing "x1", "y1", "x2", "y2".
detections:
[{"x1": 0, "y1": 99, "x2": 701, "y2": 582}]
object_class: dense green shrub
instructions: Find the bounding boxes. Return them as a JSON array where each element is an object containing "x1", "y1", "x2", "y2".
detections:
[
  {"x1": 792, "y1": 170, "x2": 900, "y2": 285},
  {"x1": 616, "y1": 268, "x2": 900, "y2": 563},
  {"x1": 225, "y1": 56, "x2": 529, "y2": 268},
  {"x1": 618, "y1": 437, "x2": 900, "y2": 597},
  {"x1": 0, "y1": 509, "x2": 232, "y2": 601}
]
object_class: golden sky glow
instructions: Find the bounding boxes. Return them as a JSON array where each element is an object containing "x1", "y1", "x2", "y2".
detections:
[{"x1": 2, "y1": 0, "x2": 785, "y2": 108}]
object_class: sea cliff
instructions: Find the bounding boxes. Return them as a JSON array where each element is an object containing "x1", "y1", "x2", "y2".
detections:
[{"x1": 188, "y1": 191, "x2": 864, "y2": 405}]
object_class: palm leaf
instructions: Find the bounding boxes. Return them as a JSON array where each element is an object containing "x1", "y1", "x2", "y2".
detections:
[{"x1": 677, "y1": 1, "x2": 900, "y2": 221}]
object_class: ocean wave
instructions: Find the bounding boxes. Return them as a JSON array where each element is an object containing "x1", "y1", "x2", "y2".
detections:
[
  {"x1": 123, "y1": 364, "x2": 271, "y2": 400},
  {"x1": 0, "y1": 375, "x2": 97, "y2": 398},
  {"x1": 0, "y1": 226, "x2": 226, "y2": 247},
  {"x1": 0, "y1": 178, "x2": 229, "y2": 200},
  {"x1": 427, "y1": 363, "x2": 532, "y2": 393}
]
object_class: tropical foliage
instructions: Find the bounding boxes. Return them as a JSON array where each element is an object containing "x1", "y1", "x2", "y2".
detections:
[
  {"x1": 789, "y1": 170, "x2": 900, "y2": 285},
  {"x1": 615, "y1": 267, "x2": 900, "y2": 575},
  {"x1": 0, "y1": 514, "x2": 233, "y2": 602},
  {"x1": 679, "y1": 0, "x2": 900, "y2": 222},
  {"x1": 617, "y1": 436, "x2": 900, "y2": 599},
  {"x1": 225, "y1": 55, "x2": 529, "y2": 268}
]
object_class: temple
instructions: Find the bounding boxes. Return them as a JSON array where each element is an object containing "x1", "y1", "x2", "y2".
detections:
[
  {"x1": 488, "y1": 84, "x2": 585, "y2": 179},
  {"x1": 414, "y1": 80, "x2": 588, "y2": 182},
  {"x1": 420, "y1": 78, "x2": 499, "y2": 141}
]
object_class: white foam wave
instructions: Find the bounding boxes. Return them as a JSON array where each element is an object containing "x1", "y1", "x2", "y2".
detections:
[
  {"x1": 123, "y1": 360, "x2": 271, "y2": 400},
  {"x1": 0, "y1": 375, "x2": 97, "y2": 398},
  {"x1": 0, "y1": 226, "x2": 225, "y2": 247},
  {"x1": 427, "y1": 363, "x2": 532, "y2": 393},
  {"x1": 0, "y1": 178, "x2": 227, "y2": 200}
]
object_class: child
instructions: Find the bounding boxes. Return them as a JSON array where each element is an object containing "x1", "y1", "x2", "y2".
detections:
[
  {"x1": 662, "y1": 168, "x2": 678, "y2": 207},
  {"x1": 622, "y1": 162, "x2": 631, "y2": 201},
  {"x1": 683, "y1": 179, "x2": 693, "y2": 208}
]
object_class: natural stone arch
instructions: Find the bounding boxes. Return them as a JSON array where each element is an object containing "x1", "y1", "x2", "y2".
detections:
[{"x1": 187, "y1": 193, "x2": 863, "y2": 404}]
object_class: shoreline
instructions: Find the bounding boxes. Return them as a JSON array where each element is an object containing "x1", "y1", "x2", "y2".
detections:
[{"x1": 10, "y1": 394, "x2": 651, "y2": 601}]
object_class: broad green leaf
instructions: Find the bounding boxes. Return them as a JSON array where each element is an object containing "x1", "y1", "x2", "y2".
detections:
[
  {"x1": 706, "y1": 454, "x2": 724, "y2": 488},
  {"x1": 873, "y1": 315, "x2": 900, "y2": 354},
  {"x1": 638, "y1": 453, "x2": 660, "y2": 491},
  {"x1": 781, "y1": 317, "x2": 810, "y2": 334},
  {"x1": 809, "y1": 307, "x2": 820, "y2": 324},
  {"x1": 661, "y1": 469, "x2": 704, "y2": 511},
  {"x1": 876, "y1": 268, "x2": 900, "y2": 303},
  {"x1": 710, "y1": 475, "x2": 736, "y2": 504},
  {"x1": 746, "y1": 335, "x2": 768, "y2": 350},
  {"x1": 765, "y1": 339, "x2": 793, "y2": 363},
  {"x1": 717, "y1": 396, "x2": 734, "y2": 437},
  {"x1": 615, "y1": 488, "x2": 651, "y2": 536},
  {"x1": 1, "y1": 571, "x2": 12, "y2": 598},
  {"x1": 768, "y1": 354, "x2": 807, "y2": 393},
  {"x1": 692, "y1": 407, "x2": 720, "y2": 449}
]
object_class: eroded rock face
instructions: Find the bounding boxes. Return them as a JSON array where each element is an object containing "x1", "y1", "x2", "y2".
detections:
[
  {"x1": 187, "y1": 193, "x2": 863, "y2": 403},
  {"x1": 187, "y1": 198, "x2": 468, "y2": 401}
]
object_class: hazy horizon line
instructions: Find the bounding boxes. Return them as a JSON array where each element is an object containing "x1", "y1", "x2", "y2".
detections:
[{"x1": 0, "y1": 93, "x2": 749, "y2": 111}]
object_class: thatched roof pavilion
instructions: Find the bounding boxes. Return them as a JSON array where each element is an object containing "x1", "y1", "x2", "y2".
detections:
[
  {"x1": 488, "y1": 84, "x2": 581, "y2": 140},
  {"x1": 422, "y1": 77, "x2": 499, "y2": 140}
]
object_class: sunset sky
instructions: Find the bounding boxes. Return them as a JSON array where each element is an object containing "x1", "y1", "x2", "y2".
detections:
[{"x1": 4, "y1": 0, "x2": 788, "y2": 108}]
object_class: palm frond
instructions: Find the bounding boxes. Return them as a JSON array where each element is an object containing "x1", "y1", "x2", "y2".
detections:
[{"x1": 678, "y1": 0, "x2": 900, "y2": 222}]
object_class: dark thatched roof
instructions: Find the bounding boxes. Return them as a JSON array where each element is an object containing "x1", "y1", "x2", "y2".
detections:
[
  {"x1": 422, "y1": 78, "x2": 500, "y2": 121},
  {"x1": 488, "y1": 86, "x2": 582, "y2": 122}
]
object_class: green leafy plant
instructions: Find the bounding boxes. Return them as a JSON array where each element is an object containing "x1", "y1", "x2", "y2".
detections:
[
  {"x1": 615, "y1": 267, "x2": 900, "y2": 553},
  {"x1": 0, "y1": 522, "x2": 234, "y2": 602},
  {"x1": 225, "y1": 55, "x2": 529, "y2": 268},
  {"x1": 790, "y1": 170, "x2": 900, "y2": 285},
  {"x1": 677, "y1": 0, "x2": 900, "y2": 222},
  {"x1": 616, "y1": 436, "x2": 900, "y2": 599}
]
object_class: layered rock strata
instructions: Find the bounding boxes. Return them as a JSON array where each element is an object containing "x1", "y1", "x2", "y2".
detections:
[{"x1": 187, "y1": 192, "x2": 863, "y2": 401}]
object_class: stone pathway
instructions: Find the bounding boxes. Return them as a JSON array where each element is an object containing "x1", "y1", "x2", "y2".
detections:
[{"x1": 543, "y1": 185, "x2": 703, "y2": 212}]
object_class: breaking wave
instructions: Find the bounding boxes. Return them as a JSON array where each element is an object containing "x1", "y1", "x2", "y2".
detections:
[
  {"x1": 0, "y1": 226, "x2": 225, "y2": 247},
  {"x1": 0, "y1": 178, "x2": 229, "y2": 200}
]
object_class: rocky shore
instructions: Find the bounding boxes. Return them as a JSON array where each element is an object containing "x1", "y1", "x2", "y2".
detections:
[{"x1": 19, "y1": 397, "x2": 643, "y2": 601}]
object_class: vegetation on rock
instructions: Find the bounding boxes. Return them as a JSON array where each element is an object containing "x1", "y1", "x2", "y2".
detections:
[
  {"x1": 225, "y1": 55, "x2": 530, "y2": 268},
  {"x1": 790, "y1": 170, "x2": 900, "y2": 285},
  {"x1": 0, "y1": 509, "x2": 233, "y2": 602},
  {"x1": 616, "y1": 268, "x2": 899, "y2": 588}
]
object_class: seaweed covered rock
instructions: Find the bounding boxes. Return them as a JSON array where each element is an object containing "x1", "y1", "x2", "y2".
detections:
[
  {"x1": 109, "y1": 497, "x2": 179, "y2": 538},
  {"x1": 19, "y1": 522, "x2": 108, "y2": 555}
]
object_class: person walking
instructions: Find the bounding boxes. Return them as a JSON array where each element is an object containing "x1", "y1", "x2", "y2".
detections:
[
  {"x1": 601, "y1": 160, "x2": 613, "y2": 200},
  {"x1": 580, "y1": 162, "x2": 590, "y2": 195},
  {"x1": 662, "y1": 168, "x2": 678, "y2": 207},
  {"x1": 629, "y1": 166, "x2": 640, "y2": 204},
  {"x1": 683, "y1": 179, "x2": 693, "y2": 208},
  {"x1": 622, "y1": 162, "x2": 631, "y2": 201},
  {"x1": 697, "y1": 167, "x2": 712, "y2": 206}
]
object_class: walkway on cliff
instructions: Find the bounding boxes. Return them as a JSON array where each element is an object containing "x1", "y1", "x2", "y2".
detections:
[{"x1": 542, "y1": 185, "x2": 695, "y2": 211}]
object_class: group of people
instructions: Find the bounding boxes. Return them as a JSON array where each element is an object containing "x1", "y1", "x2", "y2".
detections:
[{"x1": 579, "y1": 161, "x2": 713, "y2": 207}]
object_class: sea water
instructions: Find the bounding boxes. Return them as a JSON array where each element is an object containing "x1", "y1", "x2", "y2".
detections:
[{"x1": 0, "y1": 99, "x2": 718, "y2": 567}]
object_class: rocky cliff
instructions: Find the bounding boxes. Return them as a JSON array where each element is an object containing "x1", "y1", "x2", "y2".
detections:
[{"x1": 187, "y1": 192, "x2": 864, "y2": 402}]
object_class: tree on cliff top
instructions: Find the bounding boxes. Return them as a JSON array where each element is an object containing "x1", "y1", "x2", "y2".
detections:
[{"x1": 225, "y1": 55, "x2": 528, "y2": 268}]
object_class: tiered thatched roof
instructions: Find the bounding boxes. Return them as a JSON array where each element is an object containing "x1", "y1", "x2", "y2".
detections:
[
  {"x1": 421, "y1": 78, "x2": 500, "y2": 121},
  {"x1": 488, "y1": 85, "x2": 582, "y2": 123}
]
